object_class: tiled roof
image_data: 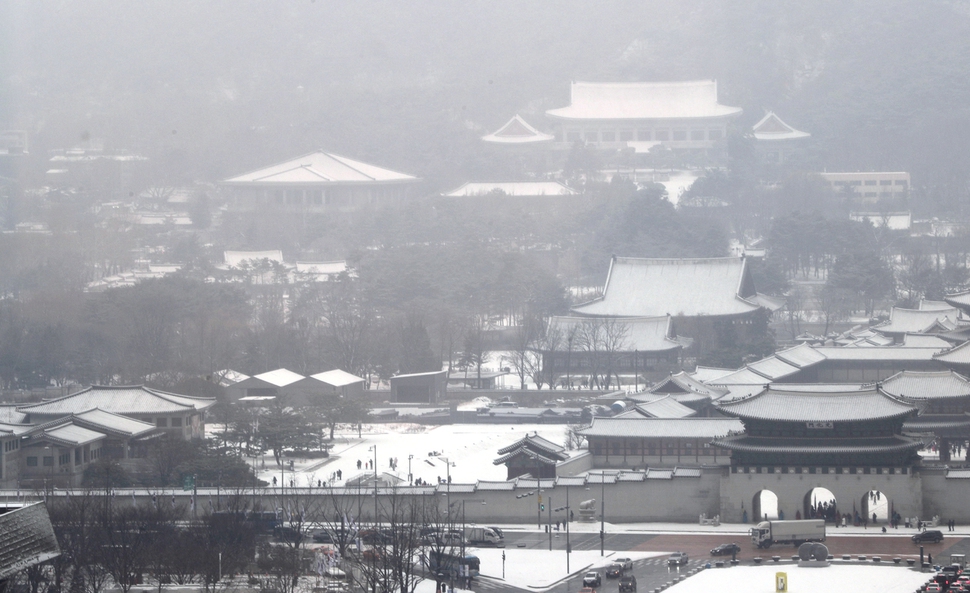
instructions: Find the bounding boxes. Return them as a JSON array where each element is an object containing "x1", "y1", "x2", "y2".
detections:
[
  {"x1": 877, "y1": 370, "x2": 970, "y2": 400},
  {"x1": 572, "y1": 257, "x2": 782, "y2": 318},
  {"x1": 716, "y1": 387, "x2": 917, "y2": 422},
  {"x1": 746, "y1": 357, "x2": 800, "y2": 380},
  {"x1": 224, "y1": 250, "x2": 283, "y2": 267},
  {"x1": 39, "y1": 422, "x2": 106, "y2": 447},
  {"x1": 578, "y1": 417, "x2": 743, "y2": 439},
  {"x1": 18, "y1": 385, "x2": 216, "y2": 417},
  {"x1": 945, "y1": 290, "x2": 970, "y2": 309},
  {"x1": 475, "y1": 481, "x2": 517, "y2": 491},
  {"x1": 626, "y1": 396, "x2": 696, "y2": 419},
  {"x1": 690, "y1": 366, "x2": 736, "y2": 382},
  {"x1": 214, "y1": 369, "x2": 250, "y2": 386},
  {"x1": 0, "y1": 404, "x2": 27, "y2": 424},
  {"x1": 934, "y1": 341, "x2": 970, "y2": 364},
  {"x1": 444, "y1": 181, "x2": 576, "y2": 197},
  {"x1": 223, "y1": 152, "x2": 418, "y2": 185},
  {"x1": 310, "y1": 369, "x2": 365, "y2": 387},
  {"x1": 545, "y1": 315, "x2": 684, "y2": 353},
  {"x1": 496, "y1": 434, "x2": 565, "y2": 456},
  {"x1": 713, "y1": 434, "x2": 924, "y2": 455},
  {"x1": 920, "y1": 300, "x2": 953, "y2": 311},
  {"x1": 709, "y1": 367, "x2": 773, "y2": 385},
  {"x1": 646, "y1": 371, "x2": 727, "y2": 398},
  {"x1": 903, "y1": 416, "x2": 970, "y2": 431},
  {"x1": 481, "y1": 115, "x2": 554, "y2": 144},
  {"x1": 774, "y1": 344, "x2": 828, "y2": 368},
  {"x1": 901, "y1": 334, "x2": 954, "y2": 348},
  {"x1": 0, "y1": 503, "x2": 60, "y2": 580},
  {"x1": 73, "y1": 408, "x2": 157, "y2": 437},
  {"x1": 752, "y1": 111, "x2": 810, "y2": 141},
  {"x1": 629, "y1": 391, "x2": 710, "y2": 407},
  {"x1": 873, "y1": 307, "x2": 963, "y2": 335},
  {"x1": 546, "y1": 80, "x2": 742, "y2": 121},
  {"x1": 814, "y1": 347, "x2": 942, "y2": 361}
]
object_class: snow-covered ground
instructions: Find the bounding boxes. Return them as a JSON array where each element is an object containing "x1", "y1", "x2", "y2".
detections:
[
  {"x1": 665, "y1": 564, "x2": 929, "y2": 593},
  {"x1": 474, "y1": 548, "x2": 665, "y2": 590},
  {"x1": 250, "y1": 423, "x2": 571, "y2": 488},
  {"x1": 661, "y1": 171, "x2": 698, "y2": 207}
]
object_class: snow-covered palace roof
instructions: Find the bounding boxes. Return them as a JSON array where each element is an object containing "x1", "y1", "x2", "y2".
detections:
[
  {"x1": 546, "y1": 80, "x2": 742, "y2": 121},
  {"x1": 572, "y1": 256, "x2": 784, "y2": 318},
  {"x1": 223, "y1": 151, "x2": 418, "y2": 186},
  {"x1": 751, "y1": 111, "x2": 810, "y2": 141}
]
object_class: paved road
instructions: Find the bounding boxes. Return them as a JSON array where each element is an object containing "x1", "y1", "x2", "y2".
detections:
[{"x1": 469, "y1": 529, "x2": 967, "y2": 593}]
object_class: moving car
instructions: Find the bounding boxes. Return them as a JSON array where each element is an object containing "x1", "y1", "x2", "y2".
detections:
[
  {"x1": 606, "y1": 563, "x2": 623, "y2": 578},
  {"x1": 668, "y1": 552, "x2": 689, "y2": 566},
  {"x1": 614, "y1": 557, "x2": 634, "y2": 571},
  {"x1": 619, "y1": 575, "x2": 637, "y2": 593},
  {"x1": 710, "y1": 543, "x2": 741, "y2": 556},
  {"x1": 583, "y1": 572, "x2": 602, "y2": 588},
  {"x1": 913, "y1": 530, "x2": 945, "y2": 544}
]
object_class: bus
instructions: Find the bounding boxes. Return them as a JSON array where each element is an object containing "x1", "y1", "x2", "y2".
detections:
[{"x1": 426, "y1": 551, "x2": 480, "y2": 578}]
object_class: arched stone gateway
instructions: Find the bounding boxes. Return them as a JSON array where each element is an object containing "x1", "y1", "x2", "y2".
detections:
[
  {"x1": 803, "y1": 487, "x2": 838, "y2": 522},
  {"x1": 753, "y1": 489, "x2": 779, "y2": 522},
  {"x1": 862, "y1": 489, "x2": 890, "y2": 524}
]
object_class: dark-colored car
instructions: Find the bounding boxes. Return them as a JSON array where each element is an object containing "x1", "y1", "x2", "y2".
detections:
[
  {"x1": 582, "y1": 572, "x2": 602, "y2": 588},
  {"x1": 710, "y1": 543, "x2": 742, "y2": 556},
  {"x1": 312, "y1": 529, "x2": 335, "y2": 544},
  {"x1": 913, "y1": 530, "x2": 945, "y2": 544},
  {"x1": 606, "y1": 563, "x2": 623, "y2": 578},
  {"x1": 619, "y1": 575, "x2": 637, "y2": 593},
  {"x1": 668, "y1": 552, "x2": 689, "y2": 566},
  {"x1": 273, "y1": 525, "x2": 304, "y2": 544}
]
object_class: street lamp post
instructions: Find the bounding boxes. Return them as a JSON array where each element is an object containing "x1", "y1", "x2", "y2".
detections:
[
  {"x1": 368, "y1": 445, "x2": 379, "y2": 524},
  {"x1": 440, "y1": 456, "x2": 452, "y2": 528},
  {"x1": 554, "y1": 487, "x2": 572, "y2": 572},
  {"x1": 600, "y1": 472, "x2": 606, "y2": 556},
  {"x1": 408, "y1": 454, "x2": 414, "y2": 484}
]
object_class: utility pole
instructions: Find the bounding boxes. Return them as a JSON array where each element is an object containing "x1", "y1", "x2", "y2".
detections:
[
  {"x1": 600, "y1": 472, "x2": 606, "y2": 556},
  {"x1": 548, "y1": 496, "x2": 553, "y2": 551}
]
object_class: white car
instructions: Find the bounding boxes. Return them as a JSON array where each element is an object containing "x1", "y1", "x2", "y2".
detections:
[
  {"x1": 614, "y1": 557, "x2": 634, "y2": 571},
  {"x1": 667, "y1": 552, "x2": 689, "y2": 566}
]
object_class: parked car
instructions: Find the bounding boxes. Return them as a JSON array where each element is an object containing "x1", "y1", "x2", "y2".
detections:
[
  {"x1": 312, "y1": 529, "x2": 335, "y2": 544},
  {"x1": 710, "y1": 543, "x2": 741, "y2": 556},
  {"x1": 668, "y1": 552, "x2": 689, "y2": 566},
  {"x1": 618, "y1": 575, "x2": 637, "y2": 593},
  {"x1": 606, "y1": 563, "x2": 623, "y2": 578},
  {"x1": 583, "y1": 572, "x2": 602, "y2": 588},
  {"x1": 614, "y1": 557, "x2": 634, "y2": 571},
  {"x1": 913, "y1": 530, "x2": 945, "y2": 544}
]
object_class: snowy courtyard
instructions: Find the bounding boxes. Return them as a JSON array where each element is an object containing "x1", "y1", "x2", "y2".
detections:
[{"x1": 665, "y1": 564, "x2": 929, "y2": 593}]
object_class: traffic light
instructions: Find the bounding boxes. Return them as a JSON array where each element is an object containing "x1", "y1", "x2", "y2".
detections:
[{"x1": 540, "y1": 503, "x2": 545, "y2": 511}]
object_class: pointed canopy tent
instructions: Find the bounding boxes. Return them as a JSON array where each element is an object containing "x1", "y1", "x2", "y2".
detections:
[
  {"x1": 751, "y1": 112, "x2": 811, "y2": 141},
  {"x1": 481, "y1": 115, "x2": 554, "y2": 144}
]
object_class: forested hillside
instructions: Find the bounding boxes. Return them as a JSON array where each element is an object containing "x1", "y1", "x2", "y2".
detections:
[{"x1": 3, "y1": 1, "x2": 970, "y2": 208}]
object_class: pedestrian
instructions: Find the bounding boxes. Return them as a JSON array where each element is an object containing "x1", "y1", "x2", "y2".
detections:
[
  {"x1": 357, "y1": 459, "x2": 362, "y2": 470},
  {"x1": 273, "y1": 476, "x2": 277, "y2": 486},
  {"x1": 337, "y1": 469, "x2": 342, "y2": 480}
]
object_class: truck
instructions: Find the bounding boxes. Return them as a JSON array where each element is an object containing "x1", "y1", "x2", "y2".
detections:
[
  {"x1": 750, "y1": 519, "x2": 826, "y2": 549},
  {"x1": 464, "y1": 526, "x2": 504, "y2": 547}
]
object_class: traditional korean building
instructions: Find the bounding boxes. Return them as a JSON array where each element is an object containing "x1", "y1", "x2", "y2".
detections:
[
  {"x1": 879, "y1": 370, "x2": 970, "y2": 460},
  {"x1": 579, "y1": 417, "x2": 741, "y2": 468},
  {"x1": 546, "y1": 80, "x2": 742, "y2": 153},
  {"x1": 222, "y1": 151, "x2": 419, "y2": 213},
  {"x1": 540, "y1": 315, "x2": 688, "y2": 388},
  {"x1": 571, "y1": 257, "x2": 784, "y2": 358},
  {"x1": 714, "y1": 386, "x2": 925, "y2": 523},
  {"x1": 0, "y1": 503, "x2": 60, "y2": 587},
  {"x1": 17, "y1": 385, "x2": 215, "y2": 440},
  {"x1": 751, "y1": 111, "x2": 810, "y2": 165},
  {"x1": 482, "y1": 115, "x2": 554, "y2": 145},
  {"x1": 630, "y1": 371, "x2": 728, "y2": 415},
  {"x1": 493, "y1": 434, "x2": 569, "y2": 480},
  {"x1": 872, "y1": 306, "x2": 967, "y2": 343},
  {"x1": 713, "y1": 386, "x2": 922, "y2": 468}
]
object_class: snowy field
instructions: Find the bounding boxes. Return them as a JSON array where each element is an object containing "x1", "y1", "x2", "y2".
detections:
[
  {"x1": 250, "y1": 423, "x2": 571, "y2": 488},
  {"x1": 660, "y1": 171, "x2": 699, "y2": 207},
  {"x1": 666, "y1": 564, "x2": 929, "y2": 593}
]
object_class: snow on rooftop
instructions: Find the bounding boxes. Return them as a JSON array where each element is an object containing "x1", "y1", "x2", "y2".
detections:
[
  {"x1": 443, "y1": 181, "x2": 577, "y2": 197},
  {"x1": 547, "y1": 80, "x2": 742, "y2": 121}
]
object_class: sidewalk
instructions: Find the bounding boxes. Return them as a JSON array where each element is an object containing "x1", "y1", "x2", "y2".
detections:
[{"x1": 492, "y1": 520, "x2": 970, "y2": 538}]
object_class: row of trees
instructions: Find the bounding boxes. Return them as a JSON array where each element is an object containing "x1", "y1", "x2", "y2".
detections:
[{"x1": 12, "y1": 486, "x2": 471, "y2": 593}]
